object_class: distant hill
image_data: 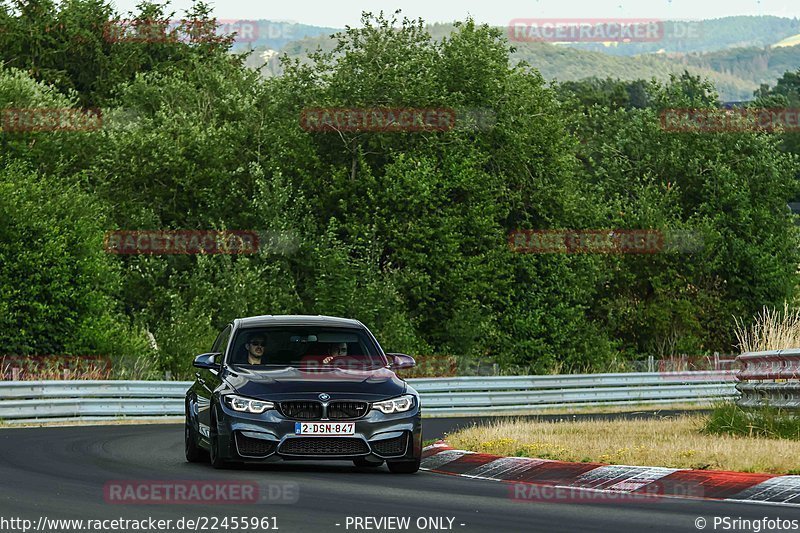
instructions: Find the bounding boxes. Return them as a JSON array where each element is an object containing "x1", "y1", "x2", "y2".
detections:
[
  {"x1": 237, "y1": 16, "x2": 800, "y2": 101},
  {"x1": 680, "y1": 46, "x2": 800, "y2": 87},
  {"x1": 773, "y1": 34, "x2": 800, "y2": 48},
  {"x1": 556, "y1": 16, "x2": 800, "y2": 56},
  {"x1": 228, "y1": 21, "x2": 338, "y2": 52},
  {"x1": 507, "y1": 41, "x2": 789, "y2": 101},
  {"x1": 233, "y1": 16, "x2": 800, "y2": 56}
]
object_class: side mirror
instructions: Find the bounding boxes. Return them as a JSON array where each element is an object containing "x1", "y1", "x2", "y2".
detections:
[
  {"x1": 387, "y1": 353, "x2": 416, "y2": 370},
  {"x1": 193, "y1": 353, "x2": 221, "y2": 370}
]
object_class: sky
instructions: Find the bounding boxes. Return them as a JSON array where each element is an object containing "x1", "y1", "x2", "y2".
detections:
[{"x1": 108, "y1": 0, "x2": 799, "y2": 28}]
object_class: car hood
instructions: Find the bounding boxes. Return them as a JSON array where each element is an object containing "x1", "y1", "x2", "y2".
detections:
[{"x1": 222, "y1": 366, "x2": 408, "y2": 401}]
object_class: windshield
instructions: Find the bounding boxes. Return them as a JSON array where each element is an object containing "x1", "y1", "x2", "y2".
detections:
[{"x1": 228, "y1": 326, "x2": 386, "y2": 370}]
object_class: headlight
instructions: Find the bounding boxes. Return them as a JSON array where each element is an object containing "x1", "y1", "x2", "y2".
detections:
[
  {"x1": 223, "y1": 394, "x2": 274, "y2": 414},
  {"x1": 372, "y1": 394, "x2": 415, "y2": 414}
]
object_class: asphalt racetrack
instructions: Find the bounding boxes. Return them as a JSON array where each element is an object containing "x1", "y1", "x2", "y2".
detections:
[{"x1": 1, "y1": 423, "x2": 799, "y2": 533}]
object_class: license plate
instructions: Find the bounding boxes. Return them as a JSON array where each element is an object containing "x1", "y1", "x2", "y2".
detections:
[{"x1": 295, "y1": 422, "x2": 355, "y2": 436}]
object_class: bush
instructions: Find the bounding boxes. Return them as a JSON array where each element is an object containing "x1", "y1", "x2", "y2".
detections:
[
  {"x1": 2, "y1": 8, "x2": 800, "y2": 377},
  {"x1": 0, "y1": 162, "x2": 151, "y2": 363},
  {"x1": 703, "y1": 402, "x2": 800, "y2": 440}
]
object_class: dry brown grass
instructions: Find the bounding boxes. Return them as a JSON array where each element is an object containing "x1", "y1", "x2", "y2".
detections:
[
  {"x1": 735, "y1": 303, "x2": 800, "y2": 353},
  {"x1": 445, "y1": 416, "x2": 800, "y2": 474},
  {"x1": 0, "y1": 355, "x2": 112, "y2": 380}
]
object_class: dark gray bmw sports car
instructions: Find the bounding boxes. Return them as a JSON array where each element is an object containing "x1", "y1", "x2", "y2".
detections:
[{"x1": 185, "y1": 315, "x2": 422, "y2": 473}]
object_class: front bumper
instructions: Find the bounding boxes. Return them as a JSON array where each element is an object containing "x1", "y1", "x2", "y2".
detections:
[{"x1": 213, "y1": 400, "x2": 422, "y2": 463}]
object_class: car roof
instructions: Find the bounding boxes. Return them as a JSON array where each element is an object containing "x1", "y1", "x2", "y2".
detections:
[{"x1": 233, "y1": 315, "x2": 365, "y2": 329}]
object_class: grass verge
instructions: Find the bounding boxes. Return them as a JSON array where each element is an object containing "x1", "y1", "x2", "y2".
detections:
[
  {"x1": 703, "y1": 402, "x2": 800, "y2": 440},
  {"x1": 445, "y1": 412, "x2": 800, "y2": 474},
  {"x1": 422, "y1": 402, "x2": 713, "y2": 418}
]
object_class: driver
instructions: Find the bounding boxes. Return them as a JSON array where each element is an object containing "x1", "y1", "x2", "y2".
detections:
[
  {"x1": 245, "y1": 336, "x2": 266, "y2": 365},
  {"x1": 322, "y1": 342, "x2": 347, "y2": 365}
]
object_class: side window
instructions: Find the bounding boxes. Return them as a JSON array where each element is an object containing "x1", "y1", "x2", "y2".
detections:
[{"x1": 211, "y1": 325, "x2": 232, "y2": 356}]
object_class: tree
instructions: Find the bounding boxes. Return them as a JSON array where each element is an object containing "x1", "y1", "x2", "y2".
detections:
[
  {"x1": 0, "y1": 0, "x2": 235, "y2": 106},
  {"x1": 569, "y1": 72, "x2": 800, "y2": 355},
  {"x1": 754, "y1": 69, "x2": 800, "y2": 158}
]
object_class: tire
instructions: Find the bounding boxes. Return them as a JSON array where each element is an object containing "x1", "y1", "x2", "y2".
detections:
[
  {"x1": 185, "y1": 403, "x2": 207, "y2": 463},
  {"x1": 353, "y1": 457, "x2": 383, "y2": 468},
  {"x1": 387, "y1": 456, "x2": 421, "y2": 474},
  {"x1": 209, "y1": 405, "x2": 231, "y2": 469}
]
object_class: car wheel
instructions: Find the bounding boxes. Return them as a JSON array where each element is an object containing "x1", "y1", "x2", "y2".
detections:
[
  {"x1": 387, "y1": 456, "x2": 421, "y2": 474},
  {"x1": 209, "y1": 405, "x2": 230, "y2": 469},
  {"x1": 353, "y1": 457, "x2": 383, "y2": 468},
  {"x1": 184, "y1": 415, "x2": 207, "y2": 463}
]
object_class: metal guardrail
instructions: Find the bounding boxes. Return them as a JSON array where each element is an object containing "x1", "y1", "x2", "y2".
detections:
[
  {"x1": 0, "y1": 372, "x2": 737, "y2": 422},
  {"x1": 736, "y1": 349, "x2": 800, "y2": 408}
]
